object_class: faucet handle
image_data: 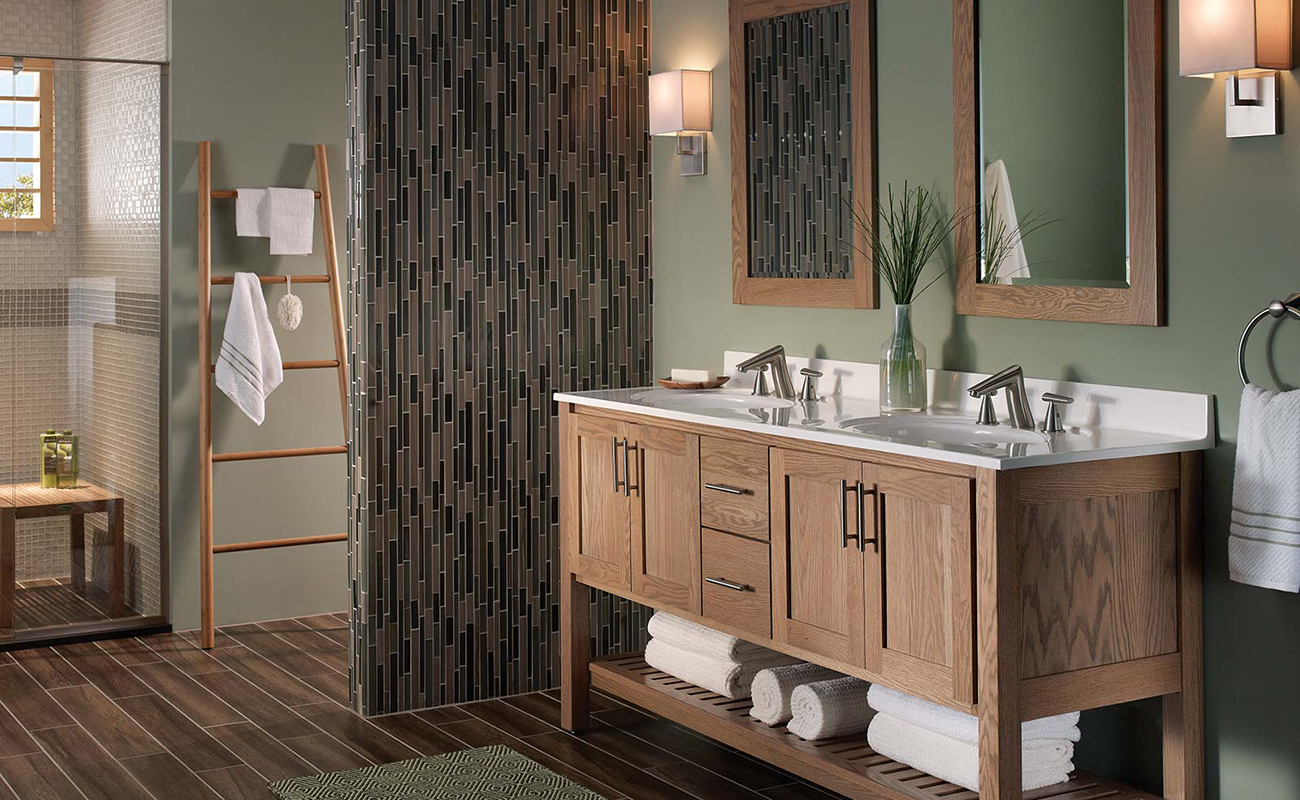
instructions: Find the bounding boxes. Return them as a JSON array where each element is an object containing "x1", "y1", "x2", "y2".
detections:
[
  {"x1": 1041, "y1": 392, "x2": 1073, "y2": 433},
  {"x1": 975, "y1": 394, "x2": 999, "y2": 426},
  {"x1": 798, "y1": 368, "x2": 822, "y2": 401},
  {"x1": 751, "y1": 365, "x2": 770, "y2": 397}
]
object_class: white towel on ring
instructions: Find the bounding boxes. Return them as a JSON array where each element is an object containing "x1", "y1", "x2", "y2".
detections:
[
  {"x1": 646, "y1": 611, "x2": 771, "y2": 661},
  {"x1": 785, "y1": 676, "x2": 873, "y2": 740},
  {"x1": 749, "y1": 663, "x2": 842, "y2": 726},
  {"x1": 1229, "y1": 385, "x2": 1300, "y2": 592},
  {"x1": 643, "y1": 638, "x2": 799, "y2": 700},
  {"x1": 215, "y1": 272, "x2": 283, "y2": 425},
  {"x1": 866, "y1": 684, "x2": 1080, "y2": 744},
  {"x1": 868, "y1": 712, "x2": 1074, "y2": 793}
]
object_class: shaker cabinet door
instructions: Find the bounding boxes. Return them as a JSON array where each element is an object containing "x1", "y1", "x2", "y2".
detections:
[
  {"x1": 862, "y1": 463, "x2": 974, "y2": 705},
  {"x1": 629, "y1": 423, "x2": 702, "y2": 614},
  {"x1": 566, "y1": 414, "x2": 631, "y2": 590},
  {"x1": 770, "y1": 448, "x2": 865, "y2": 666}
]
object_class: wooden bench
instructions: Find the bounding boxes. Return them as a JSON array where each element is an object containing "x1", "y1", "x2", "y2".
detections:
[{"x1": 0, "y1": 482, "x2": 125, "y2": 630}]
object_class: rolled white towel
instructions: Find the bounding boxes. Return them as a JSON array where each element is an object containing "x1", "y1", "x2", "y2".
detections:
[
  {"x1": 868, "y1": 713, "x2": 1073, "y2": 792},
  {"x1": 785, "y1": 676, "x2": 874, "y2": 740},
  {"x1": 646, "y1": 612, "x2": 771, "y2": 662},
  {"x1": 644, "y1": 638, "x2": 799, "y2": 700},
  {"x1": 749, "y1": 663, "x2": 842, "y2": 726},
  {"x1": 867, "y1": 684, "x2": 1080, "y2": 744}
]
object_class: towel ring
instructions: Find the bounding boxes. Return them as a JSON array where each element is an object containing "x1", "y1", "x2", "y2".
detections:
[{"x1": 1238, "y1": 293, "x2": 1300, "y2": 386}]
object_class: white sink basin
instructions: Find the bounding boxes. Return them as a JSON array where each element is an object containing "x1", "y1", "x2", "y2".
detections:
[
  {"x1": 633, "y1": 389, "x2": 795, "y2": 411},
  {"x1": 839, "y1": 415, "x2": 1048, "y2": 447}
]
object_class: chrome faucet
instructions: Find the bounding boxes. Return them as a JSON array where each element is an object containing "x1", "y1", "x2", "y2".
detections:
[
  {"x1": 968, "y1": 365, "x2": 1035, "y2": 430},
  {"x1": 737, "y1": 345, "x2": 796, "y2": 399}
]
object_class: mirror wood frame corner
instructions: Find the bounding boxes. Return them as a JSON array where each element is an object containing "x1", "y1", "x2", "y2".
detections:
[
  {"x1": 730, "y1": 0, "x2": 878, "y2": 310},
  {"x1": 952, "y1": 0, "x2": 1165, "y2": 326}
]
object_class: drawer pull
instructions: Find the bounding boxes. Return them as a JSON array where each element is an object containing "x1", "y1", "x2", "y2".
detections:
[
  {"x1": 612, "y1": 437, "x2": 624, "y2": 493},
  {"x1": 704, "y1": 483, "x2": 745, "y2": 495},
  {"x1": 705, "y1": 576, "x2": 751, "y2": 592},
  {"x1": 858, "y1": 482, "x2": 878, "y2": 552}
]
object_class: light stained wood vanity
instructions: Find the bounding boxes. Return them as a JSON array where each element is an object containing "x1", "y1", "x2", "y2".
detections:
[{"x1": 558, "y1": 400, "x2": 1203, "y2": 800}]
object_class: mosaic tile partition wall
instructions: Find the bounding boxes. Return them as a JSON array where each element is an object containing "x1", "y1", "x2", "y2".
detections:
[
  {"x1": 346, "y1": 0, "x2": 653, "y2": 715},
  {"x1": 745, "y1": 3, "x2": 854, "y2": 280}
]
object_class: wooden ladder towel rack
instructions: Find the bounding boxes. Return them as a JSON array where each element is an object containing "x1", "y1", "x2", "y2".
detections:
[{"x1": 196, "y1": 141, "x2": 350, "y2": 649}]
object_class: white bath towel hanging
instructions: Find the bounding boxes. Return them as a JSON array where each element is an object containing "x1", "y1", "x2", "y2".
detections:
[
  {"x1": 1229, "y1": 384, "x2": 1300, "y2": 592},
  {"x1": 785, "y1": 676, "x2": 874, "y2": 740},
  {"x1": 749, "y1": 663, "x2": 842, "y2": 726},
  {"x1": 867, "y1": 713, "x2": 1074, "y2": 793},
  {"x1": 866, "y1": 684, "x2": 1080, "y2": 744},
  {"x1": 268, "y1": 187, "x2": 315, "y2": 255},
  {"x1": 984, "y1": 159, "x2": 1030, "y2": 284},
  {"x1": 216, "y1": 272, "x2": 283, "y2": 425}
]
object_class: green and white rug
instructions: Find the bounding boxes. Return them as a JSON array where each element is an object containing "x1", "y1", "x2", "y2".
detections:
[{"x1": 267, "y1": 744, "x2": 609, "y2": 799}]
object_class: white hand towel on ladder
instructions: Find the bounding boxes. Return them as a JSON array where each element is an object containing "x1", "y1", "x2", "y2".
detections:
[
  {"x1": 1230, "y1": 384, "x2": 1300, "y2": 592},
  {"x1": 268, "y1": 187, "x2": 315, "y2": 255},
  {"x1": 216, "y1": 272, "x2": 283, "y2": 425},
  {"x1": 984, "y1": 159, "x2": 1030, "y2": 284},
  {"x1": 235, "y1": 189, "x2": 269, "y2": 237}
]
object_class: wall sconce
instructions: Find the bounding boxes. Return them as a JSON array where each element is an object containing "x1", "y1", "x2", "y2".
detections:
[
  {"x1": 1180, "y1": 0, "x2": 1298, "y2": 137},
  {"x1": 649, "y1": 69, "x2": 713, "y2": 176}
]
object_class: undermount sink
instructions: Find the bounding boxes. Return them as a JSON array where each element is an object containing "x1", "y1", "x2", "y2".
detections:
[
  {"x1": 839, "y1": 415, "x2": 1048, "y2": 447},
  {"x1": 634, "y1": 389, "x2": 795, "y2": 411}
]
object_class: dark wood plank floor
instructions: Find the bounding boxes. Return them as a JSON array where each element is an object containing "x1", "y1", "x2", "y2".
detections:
[
  {"x1": 12, "y1": 577, "x2": 141, "y2": 632},
  {"x1": 0, "y1": 614, "x2": 844, "y2": 800}
]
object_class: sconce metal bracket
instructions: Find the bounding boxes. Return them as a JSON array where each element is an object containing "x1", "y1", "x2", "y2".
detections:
[
  {"x1": 1226, "y1": 72, "x2": 1280, "y2": 138},
  {"x1": 676, "y1": 133, "x2": 706, "y2": 176}
]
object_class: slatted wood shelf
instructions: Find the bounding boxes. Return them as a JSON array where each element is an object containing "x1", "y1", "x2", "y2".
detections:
[{"x1": 589, "y1": 652, "x2": 1161, "y2": 800}]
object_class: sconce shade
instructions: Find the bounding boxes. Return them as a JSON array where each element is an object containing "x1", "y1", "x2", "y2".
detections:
[
  {"x1": 1180, "y1": 0, "x2": 1298, "y2": 75},
  {"x1": 649, "y1": 69, "x2": 712, "y2": 135}
]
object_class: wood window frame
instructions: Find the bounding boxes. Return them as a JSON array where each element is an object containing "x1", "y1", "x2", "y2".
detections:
[
  {"x1": 0, "y1": 57, "x2": 55, "y2": 233},
  {"x1": 730, "y1": 0, "x2": 878, "y2": 309},
  {"x1": 952, "y1": 0, "x2": 1165, "y2": 326}
]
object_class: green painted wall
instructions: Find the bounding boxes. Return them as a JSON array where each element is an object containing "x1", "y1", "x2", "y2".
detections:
[
  {"x1": 651, "y1": 1, "x2": 1300, "y2": 798},
  {"x1": 168, "y1": 0, "x2": 349, "y2": 630}
]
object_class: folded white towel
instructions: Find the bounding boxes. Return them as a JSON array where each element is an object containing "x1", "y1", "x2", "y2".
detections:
[
  {"x1": 644, "y1": 638, "x2": 799, "y2": 700},
  {"x1": 786, "y1": 676, "x2": 873, "y2": 740},
  {"x1": 235, "y1": 189, "x2": 269, "y2": 237},
  {"x1": 646, "y1": 612, "x2": 771, "y2": 662},
  {"x1": 215, "y1": 272, "x2": 283, "y2": 425},
  {"x1": 749, "y1": 663, "x2": 841, "y2": 726},
  {"x1": 868, "y1": 713, "x2": 1074, "y2": 792},
  {"x1": 866, "y1": 684, "x2": 1080, "y2": 744},
  {"x1": 267, "y1": 187, "x2": 315, "y2": 255},
  {"x1": 1229, "y1": 385, "x2": 1300, "y2": 592}
]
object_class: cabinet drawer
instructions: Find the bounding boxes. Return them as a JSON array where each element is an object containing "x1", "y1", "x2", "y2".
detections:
[
  {"x1": 700, "y1": 437, "x2": 769, "y2": 539},
  {"x1": 701, "y1": 528, "x2": 771, "y2": 638}
]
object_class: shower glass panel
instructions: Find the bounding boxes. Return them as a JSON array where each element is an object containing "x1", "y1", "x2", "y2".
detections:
[{"x1": 0, "y1": 56, "x2": 166, "y2": 644}]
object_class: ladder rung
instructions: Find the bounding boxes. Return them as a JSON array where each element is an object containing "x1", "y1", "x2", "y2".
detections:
[
  {"x1": 210, "y1": 274, "x2": 330, "y2": 285},
  {"x1": 213, "y1": 533, "x2": 347, "y2": 554},
  {"x1": 211, "y1": 189, "x2": 322, "y2": 199},
  {"x1": 212, "y1": 445, "x2": 346, "y2": 463},
  {"x1": 211, "y1": 359, "x2": 338, "y2": 373}
]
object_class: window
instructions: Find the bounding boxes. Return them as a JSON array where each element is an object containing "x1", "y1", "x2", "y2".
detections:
[{"x1": 0, "y1": 57, "x2": 54, "y2": 232}]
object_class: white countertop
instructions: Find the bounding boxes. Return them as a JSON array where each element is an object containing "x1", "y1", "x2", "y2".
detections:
[{"x1": 554, "y1": 353, "x2": 1216, "y2": 470}]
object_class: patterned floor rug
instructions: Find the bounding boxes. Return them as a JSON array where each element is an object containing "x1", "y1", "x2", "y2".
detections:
[{"x1": 267, "y1": 744, "x2": 609, "y2": 799}]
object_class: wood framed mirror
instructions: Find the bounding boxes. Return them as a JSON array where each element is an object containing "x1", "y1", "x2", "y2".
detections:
[
  {"x1": 730, "y1": 0, "x2": 877, "y2": 309},
  {"x1": 953, "y1": 0, "x2": 1164, "y2": 325}
]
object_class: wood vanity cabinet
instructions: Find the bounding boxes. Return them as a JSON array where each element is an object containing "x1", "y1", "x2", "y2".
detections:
[{"x1": 560, "y1": 402, "x2": 1203, "y2": 800}]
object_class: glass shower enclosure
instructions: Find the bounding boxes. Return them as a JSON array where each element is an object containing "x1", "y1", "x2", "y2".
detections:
[{"x1": 0, "y1": 52, "x2": 167, "y2": 644}]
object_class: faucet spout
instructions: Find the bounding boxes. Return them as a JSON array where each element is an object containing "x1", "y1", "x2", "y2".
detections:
[
  {"x1": 736, "y1": 346, "x2": 796, "y2": 400},
  {"x1": 968, "y1": 365, "x2": 1035, "y2": 430}
]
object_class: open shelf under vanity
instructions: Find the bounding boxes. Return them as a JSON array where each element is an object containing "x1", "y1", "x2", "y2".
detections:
[{"x1": 591, "y1": 652, "x2": 1161, "y2": 800}]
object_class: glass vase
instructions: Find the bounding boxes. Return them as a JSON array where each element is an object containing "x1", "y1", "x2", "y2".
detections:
[{"x1": 879, "y1": 304, "x2": 927, "y2": 413}]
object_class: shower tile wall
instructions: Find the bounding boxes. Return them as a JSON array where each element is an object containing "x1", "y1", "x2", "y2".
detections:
[
  {"x1": 0, "y1": 1, "x2": 164, "y2": 616},
  {"x1": 347, "y1": 0, "x2": 653, "y2": 714}
]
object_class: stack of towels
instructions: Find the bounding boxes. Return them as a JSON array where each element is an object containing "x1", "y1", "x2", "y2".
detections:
[
  {"x1": 866, "y1": 684, "x2": 1080, "y2": 792},
  {"x1": 749, "y1": 663, "x2": 873, "y2": 740},
  {"x1": 643, "y1": 612, "x2": 800, "y2": 699}
]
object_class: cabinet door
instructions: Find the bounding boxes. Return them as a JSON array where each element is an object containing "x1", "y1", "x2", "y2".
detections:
[
  {"x1": 863, "y1": 464, "x2": 974, "y2": 705},
  {"x1": 629, "y1": 423, "x2": 701, "y2": 614},
  {"x1": 770, "y1": 448, "x2": 865, "y2": 666},
  {"x1": 566, "y1": 414, "x2": 631, "y2": 590}
]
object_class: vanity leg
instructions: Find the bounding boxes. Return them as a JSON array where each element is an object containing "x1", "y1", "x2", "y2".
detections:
[
  {"x1": 1163, "y1": 452, "x2": 1204, "y2": 800},
  {"x1": 560, "y1": 571, "x2": 591, "y2": 732},
  {"x1": 976, "y1": 469, "x2": 1021, "y2": 800}
]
